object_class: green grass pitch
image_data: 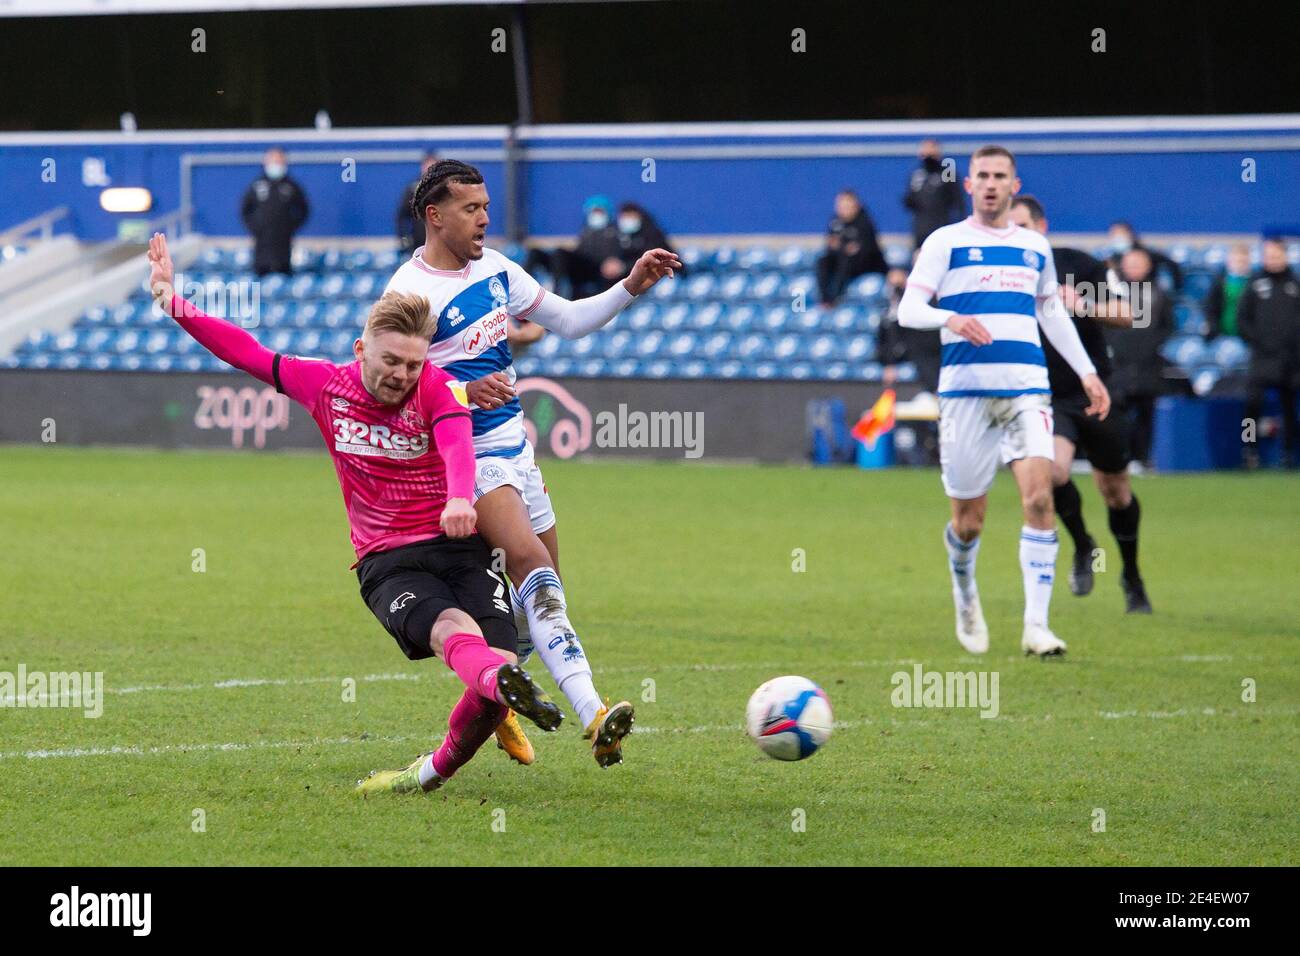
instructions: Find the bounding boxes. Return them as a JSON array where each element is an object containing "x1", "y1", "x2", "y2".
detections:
[{"x1": 1, "y1": 445, "x2": 1295, "y2": 865}]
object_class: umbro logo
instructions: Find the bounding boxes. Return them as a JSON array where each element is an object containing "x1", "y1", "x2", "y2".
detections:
[{"x1": 331, "y1": 398, "x2": 350, "y2": 411}]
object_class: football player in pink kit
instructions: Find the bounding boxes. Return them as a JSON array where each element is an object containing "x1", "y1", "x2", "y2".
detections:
[
  {"x1": 146, "y1": 233, "x2": 561, "y2": 796},
  {"x1": 387, "y1": 159, "x2": 682, "y2": 768}
]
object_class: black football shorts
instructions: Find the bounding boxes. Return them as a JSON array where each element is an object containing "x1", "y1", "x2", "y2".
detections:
[
  {"x1": 1052, "y1": 398, "x2": 1132, "y2": 474},
  {"x1": 356, "y1": 535, "x2": 516, "y2": 660}
]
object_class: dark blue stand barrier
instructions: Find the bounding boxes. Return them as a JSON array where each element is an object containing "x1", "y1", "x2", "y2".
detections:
[{"x1": 1153, "y1": 394, "x2": 1294, "y2": 470}]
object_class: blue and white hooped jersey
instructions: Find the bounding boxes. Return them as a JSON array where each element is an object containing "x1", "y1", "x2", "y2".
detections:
[
  {"x1": 384, "y1": 246, "x2": 546, "y2": 457},
  {"x1": 907, "y1": 217, "x2": 1058, "y2": 398}
]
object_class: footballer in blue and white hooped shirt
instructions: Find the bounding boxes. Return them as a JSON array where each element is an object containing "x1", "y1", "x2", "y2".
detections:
[
  {"x1": 385, "y1": 159, "x2": 681, "y2": 765},
  {"x1": 898, "y1": 145, "x2": 1109, "y2": 661}
]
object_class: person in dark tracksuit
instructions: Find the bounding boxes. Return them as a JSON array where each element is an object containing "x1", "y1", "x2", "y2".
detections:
[
  {"x1": 903, "y1": 138, "x2": 966, "y2": 248},
  {"x1": 1105, "y1": 247, "x2": 1174, "y2": 469},
  {"x1": 1238, "y1": 237, "x2": 1300, "y2": 467},
  {"x1": 240, "y1": 147, "x2": 309, "y2": 277},
  {"x1": 816, "y1": 190, "x2": 887, "y2": 306}
]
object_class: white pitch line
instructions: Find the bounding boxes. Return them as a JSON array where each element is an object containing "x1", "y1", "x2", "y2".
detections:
[
  {"x1": 5, "y1": 708, "x2": 1292, "y2": 761},
  {"x1": 1, "y1": 653, "x2": 1263, "y2": 707}
]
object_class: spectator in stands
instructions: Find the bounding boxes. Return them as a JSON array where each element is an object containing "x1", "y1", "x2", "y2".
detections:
[
  {"x1": 240, "y1": 147, "x2": 309, "y2": 277},
  {"x1": 1105, "y1": 220, "x2": 1183, "y2": 293},
  {"x1": 525, "y1": 195, "x2": 624, "y2": 297},
  {"x1": 816, "y1": 189, "x2": 886, "y2": 307},
  {"x1": 1106, "y1": 247, "x2": 1175, "y2": 468},
  {"x1": 1203, "y1": 243, "x2": 1252, "y2": 340},
  {"x1": 613, "y1": 202, "x2": 678, "y2": 276},
  {"x1": 1237, "y1": 237, "x2": 1300, "y2": 468},
  {"x1": 396, "y1": 150, "x2": 438, "y2": 255},
  {"x1": 902, "y1": 139, "x2": 965, "y2": 247}
]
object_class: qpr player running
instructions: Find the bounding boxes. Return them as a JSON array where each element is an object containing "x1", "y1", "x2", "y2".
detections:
[
  {"x1": 146, "y1": 233, "x2": 562, "y2": 796},
  {"x1": 898, "y1": 146, "x2": 1111, "y2": 657},
  {"x1": 385, "y1": 160, "x2": 682, "y2": 766}
]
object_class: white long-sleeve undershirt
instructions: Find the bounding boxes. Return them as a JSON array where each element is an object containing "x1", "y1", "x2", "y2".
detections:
[{"x1": 526, "y1": 281, "x2": 635, "y2": 340}]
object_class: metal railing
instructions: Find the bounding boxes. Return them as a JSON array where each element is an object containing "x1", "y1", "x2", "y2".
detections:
[{"x1": 0, "y1": 206, "x2": 70, "y2": 246}]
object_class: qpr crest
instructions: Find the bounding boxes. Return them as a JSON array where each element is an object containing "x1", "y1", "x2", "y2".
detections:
[
  {"x1": 489, "y1": 276, "x2": 508, "y2": 309},
  {"x1": 1023, "y1": 249, "x2": 1038, "y2": 268}
]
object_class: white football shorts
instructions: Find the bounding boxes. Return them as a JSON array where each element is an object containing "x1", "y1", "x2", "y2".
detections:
[
  {"x1": 473, "y1": 439, "x2": 557, "y2": 535},
  {"x1": 938, "y1": 393, "x2": 1055, "y2": 499}
]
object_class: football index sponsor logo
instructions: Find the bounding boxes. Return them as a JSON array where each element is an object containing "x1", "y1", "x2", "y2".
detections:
[
  {"x1": 0, "y1": 666, "x2": 103, "y2": 718},
  {"x1": 50, "y1": 886, "x2": 151, "y2": 936},
  {"x1": 890, "y1": 664, "x2": 999, "y2": 719}
]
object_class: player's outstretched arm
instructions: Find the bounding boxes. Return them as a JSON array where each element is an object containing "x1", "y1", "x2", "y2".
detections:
[
  {"x1": 526, "y1": 248, "x2": 683, "y2": 340},
  {"x1": 147, "y1": 232, "x2": 278, "y2": 387}
]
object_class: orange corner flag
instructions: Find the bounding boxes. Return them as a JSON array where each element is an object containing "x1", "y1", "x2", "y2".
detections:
[{"x1": 851, "y1": 388, "x2": 896, "y2": 450}]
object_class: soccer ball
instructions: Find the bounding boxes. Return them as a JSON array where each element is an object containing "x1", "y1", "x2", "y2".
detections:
[{"x1": 745, "y1": 676, "x2": 833, "y2": 761}]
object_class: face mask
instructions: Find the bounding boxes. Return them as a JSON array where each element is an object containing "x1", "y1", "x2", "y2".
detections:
[
  {"x1": 618, "y1": 215, "x2": 641, "y2": 235},
  {"x1": 587, "y1": 210, "x2": 609, "y2": 230},
  {"x1": 922, "y1": 155, "x2": 942, "y2": 172},
  {"x1": 264, "y1": 163, "x2": 287, "y2": 180},
  {"x1": 1110, "y1": 237, "x2": 1133, "y2": 255}
]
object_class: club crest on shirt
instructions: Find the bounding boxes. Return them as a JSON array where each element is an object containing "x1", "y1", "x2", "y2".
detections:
[
  {"x1": 967, "y1": 248, "x2": 983, "y2": 262},
  {"x1": 445, "y1": 380, "x2": 470, "y2": 408},
  {"x1": 489, "y1": 276, "x2": 507, "y2": 309},
  {"x1": 400, "y1": 407, "x2": 426, "y2": 428},
  {"x1": 1022, "y1": 249, "x2": 1039, "y2": 268}
]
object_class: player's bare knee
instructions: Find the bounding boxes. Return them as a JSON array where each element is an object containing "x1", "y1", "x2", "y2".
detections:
[
  {"x1": 1023, "y1": 487, "x2": 1054, "y2": 525},
  {"x1": 429, "y1": 608, "x2": 480, "y2": 656},
  {"x1": 1096, "y1": 472, "x2": 1132, "y2": 509},
  {"x1": 1050, "y1": 462, "x2": 1071, "y2": 487}
]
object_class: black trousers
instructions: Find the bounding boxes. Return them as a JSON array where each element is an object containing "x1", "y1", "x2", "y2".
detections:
[
  {"x1": 816, "y1": 251, "x2": 872, "y2": 305},
  {"x1": 1245, "y1": 382, "x2": 1299, "y2": 459}
]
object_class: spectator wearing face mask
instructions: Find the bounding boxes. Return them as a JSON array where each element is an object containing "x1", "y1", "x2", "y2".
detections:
[
  {"x1": 240, "y1": 147, "x2": 309, "y2": 277},
  {"x1": 612, "y1": 203, "x2": 679, "y2": 277},
  {"x1": 396, "y1": 150, "x2": 438, "y2": 256},
  {"x1": 1105, "y1": 221, "x2": 1183, "y2": 294},
  {"x1": 1204, "y1": 243, "x2": 1252, "y2": 340},
  {"x1": 524, "y1": 195, "x2": 624, "y2": 297},
  {"x1": 1237, "y1": 237, "x2": 1300, "y2": 468},
  {"x1": 903, "y1": 138, "x2": 965, "y2": 248}
]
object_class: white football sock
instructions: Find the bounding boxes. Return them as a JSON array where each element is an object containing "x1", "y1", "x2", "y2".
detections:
[
  {"x1": 416, "y1": 754, "x2": 441, "y2": 789},
  {"x1": 944, "y1": 522, "x2": 981, "y2": 604},
  {"x1": 1019, "y1": 526, "x2": 1059, "y2": 626},
  {"x1": 508, "y1": 581, "x2": 534, "y2": 663},
  {"x1": 516, "y1": 567, "x2": 602, "y2": 728}
]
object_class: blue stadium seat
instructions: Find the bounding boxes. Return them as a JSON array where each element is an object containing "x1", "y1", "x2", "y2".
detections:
[
  {"x1": 576, "y1": 359, "x2": 608, "y2": 378},
  {"x1": 650, "y1": 276, "x2": 681, "y2": 301},
  {"x1": 625, "y1": 303, "x2": 658, "y2": 330},
  {"x1": 771, "y1": 333, "x2": 802, "y2": 362},
  {"x1": 259, "y1": 274, "x2": 288, "y2": 297},
  {"x1": 734, "y1": 334, "x2": 768, "y2": 361},
  {"x1": 1209, "y1": 335, "x2": 1249, "y2": 368},
  {"x1": 749, "y1": 273, "x2": 783, "y2": 301},
  {"x1": 778, "y1": 246, "x2": 815, "y2": 272},
  {"x1": 843, "y1": 335, "x2": 875, "y2": 361},
  {"x1": 807, "y1": 334, "x2": 837, "y2": 361},
  {"x1": 677, "y1": 360, "x2": 710, "y2": 379},
  {"x1": 690, "y1": 302, "x2": 726, "y2": 330},
  {"x1": 513, "y1": 355, "x2": 538, "y2": 376},
  {"x1": 374, "y1": 249, "x2": 401, "y2": 272},
  {"x1": 1173, "y1": 300, "x2": 1204, "y2": 333},
  {"x1": 761, "y1": 305, "x2": 791, "y2": 333},
  {"x1": 884, "y1": 244, "x2": 912, "y2": 270},
  {"x1": 684, "y1": 274, "x2": 717, "y2": 300},
  {"x1": 571, "y1": 335, "x2": 600, "y2": 358},
  {"x1": 643, "y1": 359, "x2": 675, "y2": 379},
  {"x1": 635, "y1": 331, "x2": 665, "y2": 358},
  {"x1": 1162, "y1": 334, "x2": 1208, "y2": 368},
  {"x1": 844, "y1": 272, "x2": 885, "y2": 301},
  {"x1": 608, "y1": 358, "x2": 641, "y2": 378},
  {"x1": 724, "y1": 304, "x2": 759, "y2": 332},
  {"x1": 738, "y1": 247, "x2": 774, "y2": 272},
  {"x1": 717, "y1": 274, "x2": 749, "y2": 300},
  {"x1": 712, "y1": 245, "x2": 737, "y2": 272},
  {"x1": 700, "y1": 331, "x2": 732, "y2": 360},
  {"x1": 784, "y1": 272, "x2": 817, "y2": 303},
  {"x1": 659, "y1": 304, "x2": 691, "y2": 330},
  {"x1": 668, "y1": 332, "x2": 698, "y2": 358},
  {"x1": 679, "y1": 246, "x2": 712, "y2": 272},
  {"x1": 1189, "y1": 365, "x2": 1222, "y2": 396},
  {"x1": 601, "y1": 330, "x2": 634, "y2": 359}
]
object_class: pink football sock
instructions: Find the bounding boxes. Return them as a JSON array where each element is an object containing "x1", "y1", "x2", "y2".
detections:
[
  {"x1": 432, "y1": 687, "x2": 508, "y2": 779},
  {"x1": 440, "y1": 631, "x2": 506, "y2": 703}
]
